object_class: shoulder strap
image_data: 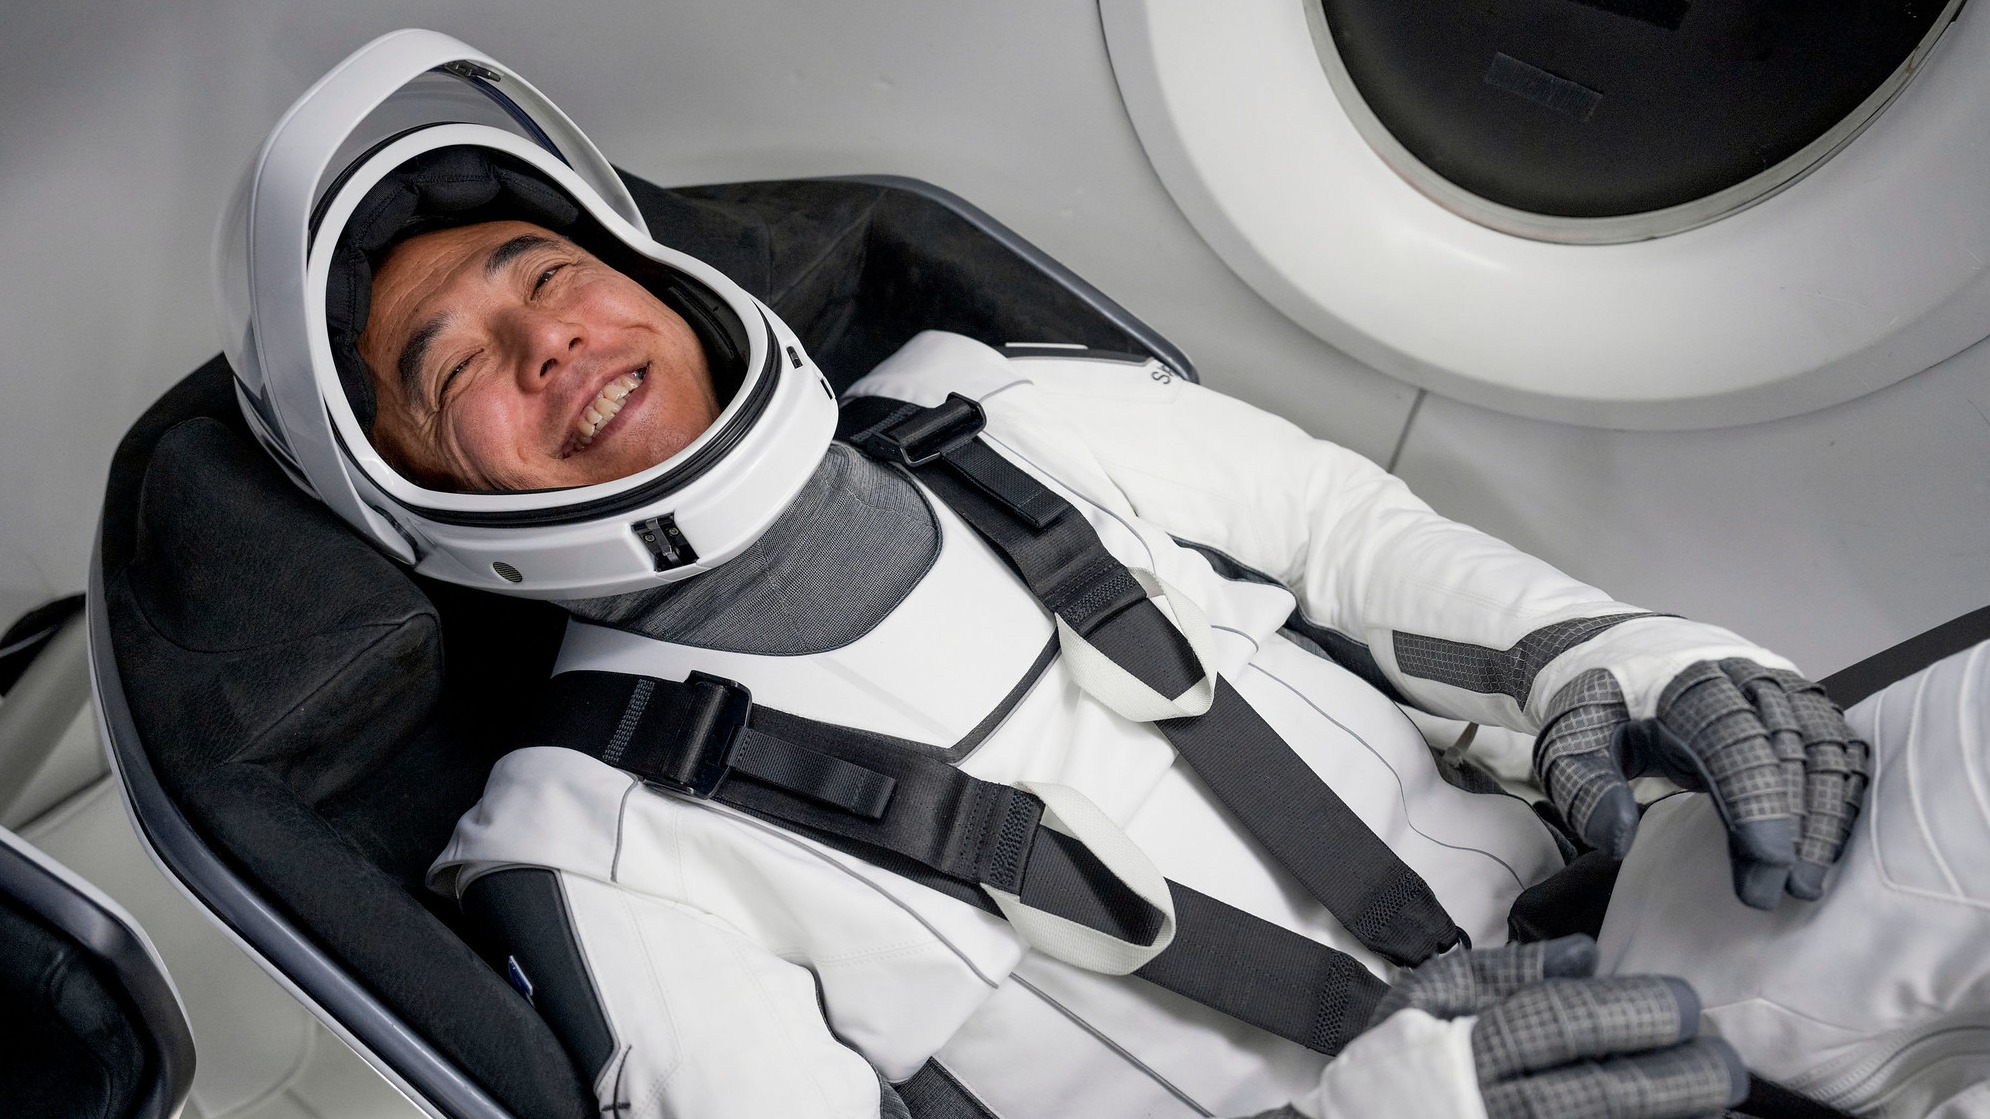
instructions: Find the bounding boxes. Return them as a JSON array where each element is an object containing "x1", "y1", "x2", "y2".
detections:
[
  {"x1": 840, "y1": 393, "x2": 1462, "y2": 966},
  {"x1": 530, "y1": 669, "x2": 1386, "y2": 1055}
]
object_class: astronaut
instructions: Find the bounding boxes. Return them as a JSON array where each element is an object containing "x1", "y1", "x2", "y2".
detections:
[{"x1": 218, "y1": 30, "x2": 1987, "y2": 1119}]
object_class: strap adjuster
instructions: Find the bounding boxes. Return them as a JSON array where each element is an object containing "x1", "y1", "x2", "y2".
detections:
[
  {"x1": 644, "y1": 672, "x2": 752, "y2": 799},
  {"x1": 854, "y1": 393, "x2": 987, "y2": 467}
]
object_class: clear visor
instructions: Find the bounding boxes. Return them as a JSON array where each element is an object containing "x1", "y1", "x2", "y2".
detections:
[{"x1": 308, "y1": 69, "x2": 564, "y2": 237}]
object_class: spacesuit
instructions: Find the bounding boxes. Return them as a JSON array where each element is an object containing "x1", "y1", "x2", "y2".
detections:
[
  {"x1": 419, "y1": 328, "x2": 1745, "y2": 1116},
  {"x1": 422, "y1": 330, "x2": 1984, "y2": 1119},
  {"x1": 214, "y1": 28, "x2": 1986, "y2": 1119}
]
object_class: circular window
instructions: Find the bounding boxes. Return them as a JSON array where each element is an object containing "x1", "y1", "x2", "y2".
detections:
[
  {"x1": 1317, "y1": 0, "x2": 1960, "y2": 242},
  {"x1": 1102, "y1": 0, "x2": 1990, "y2": 429}
]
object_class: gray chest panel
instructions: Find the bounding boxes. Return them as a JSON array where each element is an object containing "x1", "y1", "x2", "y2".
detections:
[{"x1": 563, "y1": 445, "x2": 939, "y2": 655}]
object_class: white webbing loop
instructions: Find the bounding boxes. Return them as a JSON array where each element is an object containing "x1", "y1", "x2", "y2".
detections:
[
  {"x1": 981, "y1": 781, "x2": 1178, "y2": 975},
  {"x1": 1055, "y1": 567, "x2": 1218, "y2": 721}
]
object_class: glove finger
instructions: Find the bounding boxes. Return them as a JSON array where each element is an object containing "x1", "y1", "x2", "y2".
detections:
[
  {"x1": 1641, "y1": 713, "x2": 1795, "y2": 908},
  {"x1": 1538, "y1": 670, "x2": 1641, "y2": 858},
  {"x1": 1720, "y1": 660, "x2": 1806, "y2": 822},
  {"x1": 1472, "y1": 976, "x2": 1700, "y2": 1081},
  {"x1": 1767, "y1": 667, "x2": 1870, "y2": 898},
  {"x1": 1789, "y1": 739, "x2": 1853, "y2": 900},
  {"x1": 1370, "y1": 936, "x2": 1600, "y2": 1025},
  {"x1": 1653, "y1": 664, "x2": 1789, "y2": 833},
  {"x1": 1480, "y1": 1038, "x2": 1748, "y2": 1119},
  {"x1": 1652, "y1": 664, "x2": 1796, "y2": 906}
]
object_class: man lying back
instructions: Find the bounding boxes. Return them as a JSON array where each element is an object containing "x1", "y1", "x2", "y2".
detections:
[{"x1": 227, "y1": 31, "x2": 1989, "y2": 1119}]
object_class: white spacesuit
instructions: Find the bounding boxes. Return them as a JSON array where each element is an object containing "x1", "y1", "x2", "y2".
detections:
[{"x1": 216, "y1": 28, "x2": 1987, "y2": 1119}]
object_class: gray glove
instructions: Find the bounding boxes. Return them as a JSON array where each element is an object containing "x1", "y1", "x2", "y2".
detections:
[
  {"x1": 1375, "y1": 935, "x2": 1747, "y2": 1119},
  {"x1": 1535, "y1": 659, "x2": 1870, "y2": 909}
]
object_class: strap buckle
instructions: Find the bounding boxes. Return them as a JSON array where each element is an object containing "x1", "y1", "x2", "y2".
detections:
[
  {"x1": 855, "y1": 393, "x2": 987, "y2": 467},
  {"x1": 646, "y1": 672, "x2": 753, "y2": 799}
]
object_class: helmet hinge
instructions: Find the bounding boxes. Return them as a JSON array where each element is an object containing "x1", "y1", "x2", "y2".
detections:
[
  {"x1": 441, "y1": 60, "x2": 503, "y2": 83},
  {"x1": 634, "y1": 515, "x2": 699, "y2": 573}
]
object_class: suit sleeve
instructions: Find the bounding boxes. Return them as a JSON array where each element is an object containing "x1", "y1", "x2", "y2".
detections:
[{"x1": 1015, "y1": 361, "x2": 1792, "y2": 730}]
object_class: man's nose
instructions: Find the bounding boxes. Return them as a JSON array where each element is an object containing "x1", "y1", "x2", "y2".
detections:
[{"x1": 502, "y1": 306, "x2": 584, "y2": 390}]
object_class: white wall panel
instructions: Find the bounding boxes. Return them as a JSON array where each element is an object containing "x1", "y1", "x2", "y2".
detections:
[
  {"x1": 1394, "y1": 341, "x2": 1990, "y2": 679},
  {"x1": 0, "y1": 0, "x2": 1413, "y2": 619}
]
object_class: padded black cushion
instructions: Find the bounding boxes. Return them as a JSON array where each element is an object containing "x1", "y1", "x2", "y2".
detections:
[
  {"x1": 109, "y1": 412, "x2": 585, "y2": 1117},
  {"x1": 0, "y1": 894, "x2": 149, "y2": 1119},
  {"x1": 100, "y1": 172, "x2": 1168, "y2": 1119}
]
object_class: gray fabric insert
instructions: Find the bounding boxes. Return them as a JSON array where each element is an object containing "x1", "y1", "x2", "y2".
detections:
[
  {"x1": 877, "y1": 1069, "x2": 914, "y2": 1119},
  {"x1": 1393, "y1": 613, "x2": 1663, "y2": 707},
  {"x1": 895, "y1": 1061, "x2": 999, "y2": 1119},
  {"x1": 562, "y1": 445, "x2": 938, "y2": 655}
]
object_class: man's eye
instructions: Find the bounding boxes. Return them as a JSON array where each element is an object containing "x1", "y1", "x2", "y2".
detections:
[
  {"x1": 532, "y1": 264, "x2": 565, "y2": 295},
  {"x1": 439, "y1": 356, "x2": 474, "y2": 403}
]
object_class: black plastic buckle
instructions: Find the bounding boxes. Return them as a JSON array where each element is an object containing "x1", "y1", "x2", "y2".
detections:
[
  {"x1": 857, "y1": 393, "x2": 987, "y2": 467},
  {"x1": 633, "y1": 514, "x2": 699, "y2": 573},
  {"x1": 646, "y1": 672, "x2": 753, "y2": 799}
]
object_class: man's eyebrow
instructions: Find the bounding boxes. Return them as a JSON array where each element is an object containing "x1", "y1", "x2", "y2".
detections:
[
  {"x1": 398, "y1": 313, "x2": 450, "y2": 402},
  {"x1": 484, "y1": 233, "x2": 560, "y2": 279}
]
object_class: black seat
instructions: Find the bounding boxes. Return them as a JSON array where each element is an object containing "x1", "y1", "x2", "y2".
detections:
[
  {"x1": 0, "y1": 826, "x2": 195, "y2": 1119},
  {"x1": 90, "y1": 173, "x2": 1193, "y2": 1119}
]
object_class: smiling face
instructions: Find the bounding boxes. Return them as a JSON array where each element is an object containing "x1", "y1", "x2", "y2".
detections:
[{"x1": 358, "y1": 220, "x2": 721, "y2": 492}]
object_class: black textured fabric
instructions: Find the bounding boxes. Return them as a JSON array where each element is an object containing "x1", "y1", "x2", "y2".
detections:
[
  {"x1": 563, "y1": 446, "x2": 937, "y2": 654},
  {"x1": 0, "y1": 895, "x2": 148, "y2": 1119},
  {"x1": 460, "y1": 868, "x2": 616, "y2": 1087},
  {"x1": 730, "y1": 727, "x2": 899, "y2": 818},
  {"x1": 1140, "y1": 883, "x2": 1387, "y2": 1055},
  {"x1": 1393, "y1": 612, "x2": 1662, "y2": 707},
  {"x1": 877, "y1": 1071, "x2": 914, "y2": 1119},
  {"x1": 1507, "y1": 849, "x2": 1622, "y2": 944},
  {"x1": 844, "y1": 396, "x2": 1459, "y2": 969},
  {"x1": 895, "y1": 1061, "x2": 997, "y2": 1119},
  {"x1": 1736, "y1": 1076, "x2": 1861, "y2": 1119}
]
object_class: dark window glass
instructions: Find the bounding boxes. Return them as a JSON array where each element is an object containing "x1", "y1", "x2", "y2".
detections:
[{"x1": 1320, "y1": 0, "x2": 1952, "y2": 218}]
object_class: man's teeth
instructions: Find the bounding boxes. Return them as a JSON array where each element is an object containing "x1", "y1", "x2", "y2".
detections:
[{"x1": 572, "y1": 368, "x2": 646, "y2": 448}]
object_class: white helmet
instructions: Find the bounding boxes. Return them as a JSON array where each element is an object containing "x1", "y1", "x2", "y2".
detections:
[{"x1": 214, "y1": 28, "x2": 836, "y2": 599}]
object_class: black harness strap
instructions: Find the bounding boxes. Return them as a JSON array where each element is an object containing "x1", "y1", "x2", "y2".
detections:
[
  {"x1": 841, "y1": 393, "x2": 1461, "y2": 967},
  {"x1": 530, "y1": 670, "x2": 1386, "y2": 1054}
]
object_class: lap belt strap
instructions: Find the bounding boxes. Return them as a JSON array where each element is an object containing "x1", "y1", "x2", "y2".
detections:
[
  {"x1": 531, "y1": 669, "x2": 1387, "y2": 1055},
  {"x1": 840, "y1": 393, "x2": 1462, "y2": 967}
]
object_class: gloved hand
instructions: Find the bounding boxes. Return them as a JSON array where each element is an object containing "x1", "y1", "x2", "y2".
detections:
[
  {"x1": 1535, "y1": 659, "x2": 1870, "y2": 909},
  {"x1": 1377, "y1": 935, "x2": 1745, "y2": 1119},
  {"x1": 1270, "y1": 935, "x2": 1746, "y2": 1119}
]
